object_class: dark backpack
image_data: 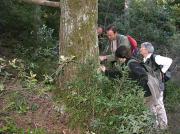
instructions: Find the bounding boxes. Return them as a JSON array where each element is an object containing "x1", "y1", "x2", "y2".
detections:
[
  {"x1": 150, "y1": 54, "x2": 176, "y2": 82},
  {"x1": 127, "y1": 35, "x2": 138, "y2": 55}
]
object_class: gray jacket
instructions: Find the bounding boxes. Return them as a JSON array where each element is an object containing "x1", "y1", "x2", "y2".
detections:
[{"x1": 104, "y1": 34, "x2": 130, "y2": 62}]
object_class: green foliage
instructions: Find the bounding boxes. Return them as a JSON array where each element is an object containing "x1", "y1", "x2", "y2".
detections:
[
  {"x1": 167, "y1": 33, "x2": 180, "y2": 57},
  {"x1": 0, "y1": 57, "x2": 55, "y2": 133},
  {"x1": 98, "y1": 0, "x2": 179, "y2": 48},
  {"x1": 0, "y1": 117, "x2": 23, "y2": 134},
  {"x1": 123, "y1": 0, "x2": 175, "y2": 44},
  {"x1": 0, "y1": 116, "x2": 45, "y2": 134},
  {"x1": 167, "y1": 0, "x2": 180, "y2": 31},
  {"x1": 98, "y1": 0, "x2": 124, "y2": 26},
  {"x1": 60, "y1": 61, "x2": 155, "y2": 134},
  {"x1": 0, "y1": 57, "x2": 58, "y2": 134},
  {"x1": 0, "y1": 0, "x2": 179, "y2": 133},
  {"x1": 6, "y1": 91, "x2": 29, "y2": 114},
  {"x1": 0, "y1": 0, "x2": 59, "y2": 79},
  {"x1": 0, "y1": 58, "x2": 12, "y2": 80},
  {"x1": 165, "y1": 82, "x2": 180, "y2": 112}
]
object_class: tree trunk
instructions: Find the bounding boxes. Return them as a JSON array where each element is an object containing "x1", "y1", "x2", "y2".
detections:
[
  {"x1": 33, "y1": 6, "x2": 42, "y2": 41},
  {"x1": 124, "y1": 0, "x2": 130, "y2": 16},
  {"x1": 59, "y1": 0, "x2": 98, "y2": 88},
  {"x1": 124, "y1": 0, "x2": 130, "y2": 28}
]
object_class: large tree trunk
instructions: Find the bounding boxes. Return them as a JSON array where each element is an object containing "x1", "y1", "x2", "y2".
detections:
[{"x1": 59, "y1": 0, "x2": 98, "y2": 88}]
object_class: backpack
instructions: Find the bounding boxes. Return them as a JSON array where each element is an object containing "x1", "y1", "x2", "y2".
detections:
[
  {"x1": 127, "y1": 35, "x2": 138, "y2": 55},
  {"x1": 150, "y1": 54, "x2": 176, "y2": 82}
]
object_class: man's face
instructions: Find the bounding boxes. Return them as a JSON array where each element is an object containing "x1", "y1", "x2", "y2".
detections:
[
  {"x1": 97, "y1": 27, "x2": 103, "y2": 35},
  {"x1": 107, "y1": 30, "x2": 117, "y2": 41},
  {"x1": 140, "y1": 46, "x2": 148, "y2": 57}
]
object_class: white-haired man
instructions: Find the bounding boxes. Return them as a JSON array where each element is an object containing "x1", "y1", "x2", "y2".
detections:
[{"x1": 140, "y1": 42, "x2": 172, "y2": 129}]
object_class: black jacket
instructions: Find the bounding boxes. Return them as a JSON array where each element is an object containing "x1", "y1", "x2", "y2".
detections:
[
  {"x1": 104, "y1": 58, "x2": 151, "y2": 97},
  {"x1": 128, "y1": 60, "x2": 151, "y2": 97}
]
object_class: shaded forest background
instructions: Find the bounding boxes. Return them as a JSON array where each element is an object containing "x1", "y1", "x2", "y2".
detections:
[{"x1": 0, "y1": 0, "x2": 180, "y2": 133}]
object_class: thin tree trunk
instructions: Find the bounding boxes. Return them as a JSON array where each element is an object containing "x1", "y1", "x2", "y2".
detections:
[
  {"x1": 124, "y1": 0, "x2": 130, "y2": 16},
  {"x1": 59, "y1": 0, "x2": 98, "y2": 88},
  {"x1": 124, "y1": 0, "x2": 130, "y2": 28},
  {"x1": 33, "y1": 6, "x2": 42, "y2": 40}
]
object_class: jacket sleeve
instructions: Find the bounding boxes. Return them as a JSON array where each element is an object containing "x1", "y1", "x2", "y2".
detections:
[
  {"x1": 106, "y1": 54, "x2": 116, "y2": 62},
  {"x1": 128, "y1": 61, "x2": 147, "y2": 77},
  {"x1": 128, "y1": 61, "x2": 151, "y2": 97},
  {"x1": 105, "y1": 68, "x2": 122, "y2": 78},
  {"x1": 154, "y1": 55, "x2": 172, "y2": 73}
]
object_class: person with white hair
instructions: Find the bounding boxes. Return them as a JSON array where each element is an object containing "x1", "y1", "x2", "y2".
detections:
[{"x1": 140, "y1": 42, "x2": 172, "y2": 129}]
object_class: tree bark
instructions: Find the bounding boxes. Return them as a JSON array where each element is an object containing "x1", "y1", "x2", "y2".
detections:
[
  {"x1": 59, "y1": 0, "x2": 98, "y2": 88},
  {"x1": 124, "y1": 0, "x2": 130, "y2": 27},
  {"x1": 124, "y1": 0, "x2": 131, "y2": 15},
  {"x1": 33, "y1": 6, "x2": 42, "y2": 40},
  {"x1": 21, "y1": 0, "x2": 60, "y2": 8}
]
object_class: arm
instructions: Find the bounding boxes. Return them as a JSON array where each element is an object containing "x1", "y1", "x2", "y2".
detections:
[
  {"x1": 99, "y1": 65, "x2": 122, "y2": 78},
  {"x1": 105, "y1": 69, "x2": 122, "y2": 78},
  {"x1": 100, "y1": 35, "x2": 130, "y2": 62},
  {"x1": 99, "y1": 41, "x2": 116, "y2": 62},
  {"x1": 128, "y1": 61, "x2": 147, "y2": 77},
  {"x1": 128, "y1": 61, "x2": 151, "y2": 96},
  {"x1": 106, "y1": 54, "x2": 116, "y2": 62},
  {"x1": 155, "y1": 55, "x2": 172, "y2": 73}
]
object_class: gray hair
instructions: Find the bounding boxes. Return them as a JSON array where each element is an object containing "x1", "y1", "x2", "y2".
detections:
[{"x1": 141, "y1": 42, "x2": 154, "y2": 53}]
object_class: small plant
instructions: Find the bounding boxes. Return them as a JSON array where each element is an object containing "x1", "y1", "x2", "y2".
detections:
[
  {"x1": 7, "y1": 91, "x2": 29, "y2": 114},
  {"x1": 24, "y1": 71, "x2": 38, "y2": 89},
  {"x1": 0, "y1": 57, "x2": 12, "y2": 80},
  {"x1": 0, "y1": 82, "x2": 5, "y2": 92},
  {"x1": 8, "y1": 58, "x2": 26, "y2": 79},
  {"x1": 37, "y1": 24, "x2": 54, "y2": 43}
]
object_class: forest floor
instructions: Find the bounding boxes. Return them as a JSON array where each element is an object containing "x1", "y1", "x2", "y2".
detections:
[
  {"x1": 0, "y1": 45, "x2": 180, "y2": 134},
  {"x1": 1, "y1": 80, "x2": 180, "y2": 134},
  {"x1": 0, "y1": 45, "x2": 76, "y2": 134},
  {"x1": 0, "y1": 79, "x2": 71, "y2": 134}
]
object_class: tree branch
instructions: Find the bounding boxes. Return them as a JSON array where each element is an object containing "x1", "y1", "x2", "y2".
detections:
[{"x1": 21, "y1": 0, "x2": 60, "y2": 8}]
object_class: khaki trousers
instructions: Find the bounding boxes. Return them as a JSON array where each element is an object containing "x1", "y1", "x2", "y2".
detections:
[{"x1": 145, "y1": 91, "x2": 167, "y2": 129}]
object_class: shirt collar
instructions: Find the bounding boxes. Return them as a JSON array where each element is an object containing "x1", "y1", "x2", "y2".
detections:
[{"x1": 143, "y1": 53, "x2": 152, "y2": 62}]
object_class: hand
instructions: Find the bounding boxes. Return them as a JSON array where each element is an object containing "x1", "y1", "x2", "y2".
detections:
[
  {"x1": 99, "y1": 65, "x2": 106, "y2": 72},
  {"x1": 118, "y1": 58, "x2": 126, "y2": 63},
  {"x1": 99, "y1": 56, "x2": 107, "y2": 61}
]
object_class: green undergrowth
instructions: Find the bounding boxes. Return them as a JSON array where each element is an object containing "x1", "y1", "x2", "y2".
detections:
[
  {"x1": 57, "y1": 60, "x2": 156, "y2": 134},
  {"x1": 165, "y1": 82, "x2": 180, "y2": 112},
  {"x1": 0, "y1": 56, "x2": 57, "y2": 133},
  {"x1": 0, "y1": 116, "x2": 45, "y2": 134}
]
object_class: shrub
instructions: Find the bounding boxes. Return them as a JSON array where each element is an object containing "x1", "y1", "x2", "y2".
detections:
[
  {"x1": 61, "y1": 60, "x2": 155, "y2": 134},
  {"x1": 165, "y1": 82, "x2": 180, "y2": 112}
]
